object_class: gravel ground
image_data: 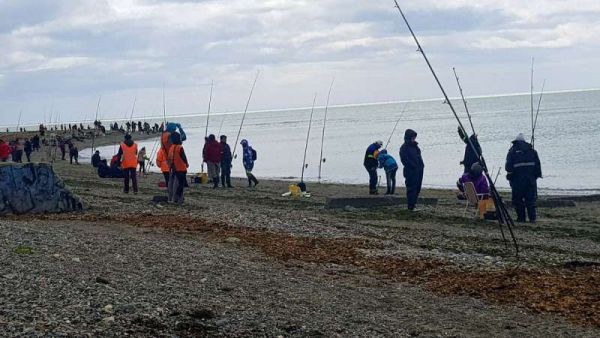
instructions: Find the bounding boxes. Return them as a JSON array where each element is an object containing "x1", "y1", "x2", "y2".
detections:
[
  {"x1": 1, "y1": 132, "x2": 599, "y2": 336},
  {"x1": 2, "y1": 220, "x2": 598, "y2": 337}
]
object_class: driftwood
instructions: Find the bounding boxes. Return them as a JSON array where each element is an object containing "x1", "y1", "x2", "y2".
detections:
[{"x1": 0, "y1": 163, "x2": 83, "y2": 215}]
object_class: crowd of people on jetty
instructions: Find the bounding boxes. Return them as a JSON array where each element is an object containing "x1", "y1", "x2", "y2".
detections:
[{"x1": 364, "y1": 127, "x2": 542, "y2": 223}]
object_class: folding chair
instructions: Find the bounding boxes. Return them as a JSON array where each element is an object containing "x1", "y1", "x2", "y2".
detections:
[{"x1": 463, "y1": 181, "x2": 486, "y2": 218}]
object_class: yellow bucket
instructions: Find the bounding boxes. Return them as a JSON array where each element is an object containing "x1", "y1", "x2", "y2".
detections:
[{"x1": 199, "y1": 172, "x2": 209, "y2": 184}]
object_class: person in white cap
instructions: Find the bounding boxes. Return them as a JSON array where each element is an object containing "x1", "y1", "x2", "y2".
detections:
[
  {"x1": 505, "y1": 133, "x2": 542, "y2": 223},
  {"x1": 364, "y1": 140, "x2": 383, "y2": 194}
]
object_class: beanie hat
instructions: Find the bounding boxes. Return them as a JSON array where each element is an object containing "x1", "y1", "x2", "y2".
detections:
[{"x1": 515, "y1": 133, "x2": 525, "y2": 142}]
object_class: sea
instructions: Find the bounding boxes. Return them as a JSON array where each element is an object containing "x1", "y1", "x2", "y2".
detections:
[{"x1": 79, "y1": 89, "x2": 600, "y2": 195}]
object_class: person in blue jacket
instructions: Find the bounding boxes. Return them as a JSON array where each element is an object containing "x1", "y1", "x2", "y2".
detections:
[
  {"x1": 241, "y1": 139, "x2": 259, "y2": 187},
  {"x1": 364, "y1": 140, "x2": 383, "y2": 195},
  {"x1": 377, "y1": 149, "x2": 399, "y2": 195},
  {"x1": 400, "y1": 129, "x2": 425, "y2": 210}
]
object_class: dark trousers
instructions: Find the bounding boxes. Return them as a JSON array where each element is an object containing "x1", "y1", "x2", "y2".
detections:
[
  {"x1": 25, "y1": 151, "x2": 31, "y2": 162},
  {"x1": 70, "y1": 153, "x2": 78, "y2": 164},
  {"x1": 138, "y1": 161, "x2": 146, "y2": 174},
  {"x1": 385, "y1": 168, "x2": 397, "y2": 195},
  {"x1": 511, "y1": 181, "x2": 537, "y2": 222},
  {"x1": 365, "y1": 165, "x2": 378, "y2": 193},
  {"x1": 163, "y1": 172, "x2": 170, "y2": 186},
  {"x1": 246, "y1": 172, "x2": 259, "y2": 187},
  {"x1": 405, "y1": 171, "x2": 423, "y2": 210},
  {"x1": 123, "y1": 168, "x2": 138, "y2": 193},
  {"x1": 221, "y1": 163, "x2": 232, "y2": 187}
]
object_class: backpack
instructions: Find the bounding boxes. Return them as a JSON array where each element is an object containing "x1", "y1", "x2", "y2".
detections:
[{"x1": 251, "y1": 148, "x2": 257, "y2": 161}]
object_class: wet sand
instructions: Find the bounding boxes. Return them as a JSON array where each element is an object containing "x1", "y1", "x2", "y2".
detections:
[{"x1": 1, "y1": 130, "x2": 599, "y2": 337}]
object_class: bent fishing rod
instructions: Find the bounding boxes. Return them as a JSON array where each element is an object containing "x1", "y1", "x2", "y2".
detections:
[
  {"x1": 530, "y1": 58, "x2": 535, "y2": 142},
  {"x1": 392, "y1": 0, "x2": 518, "y2": 254},
  {"x1": 531, "y1": 79, "x2": 546, "y2": 148},
  {"x1": 301, "y1": 94, "x2": 318, "y2": 183},
  {"x1": 384, "y1": 101, "x2": 409, "y2": 149},
  {"x1": 232, "y1": 70, "x2": 260, "y2": 160},
  {"x1": 318, "y1": 78, "x2": 335, "y2": 183},
  {"x1": 16, "y1": 110, "x2": 22, "y2": 132}
]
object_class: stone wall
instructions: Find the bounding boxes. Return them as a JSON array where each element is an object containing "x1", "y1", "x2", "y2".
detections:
[{"x1": 0, "y1": 163, "x2": 83, "y2": 215}]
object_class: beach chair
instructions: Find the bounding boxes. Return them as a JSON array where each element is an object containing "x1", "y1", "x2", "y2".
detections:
[{"x1": 463, "y1": 181, "x2": 486, "y2": 218}]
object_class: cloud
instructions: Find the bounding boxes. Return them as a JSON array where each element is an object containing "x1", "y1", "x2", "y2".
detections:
[{"x1": 1, "y1": 0, "x2": 600, "y2": 125}]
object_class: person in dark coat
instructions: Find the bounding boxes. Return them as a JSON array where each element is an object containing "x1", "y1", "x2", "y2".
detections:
[
  {"x1": 220, "y1": 135, "x2": 233, "y2": 188},
  {"x1": 458, "y1": 127, "x2": 482, "y2": 173},
  {"x1": 505, "y1": 133, "x2": 542, "y2": 223},
  {"x1": 399, "y1": 129, "x2": 425, "y2": 211},
  {"x1": 24, "y1": 139, "x2": 33, "y2": 162},
  {"x1": 92, "y1": 150, "x2": 101, "y2": 168},
  {"x1": 203, "y1": 134, "x2": 223, "y2": 189},
  {"x1": 364, "y1": 140, "x2": 383, "y2": 195}
]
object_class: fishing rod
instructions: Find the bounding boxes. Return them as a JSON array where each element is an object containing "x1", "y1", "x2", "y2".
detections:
[
  {"x1": 531, "y1": 79, "x2": 546, "y2": 149},
  {"x1": 205, "y1": 80, "x2": 214, "y2": 138},
  {"x1": 202, "y1": 81, "x2": 214, "y2": 173},
  {"x1": 301, "y1": 94, "x2": 318, "y2": 183},
  {"x1": 318, "y1": 78, "x2": 335, "y2": 183},
  {"x1": 452, "y1": 67, "x2": 476, "y2": 135},
  {"x1": 384, "y1": 101, "x2": 409, "y2": 149},
  {"x1": 162, "y1": 86, "x2": 167, "y2": 124},
  {"x1": 16, "y1": 110, "x2": 22, "y2": 132},
  {"x1": 232, "y1": 70, "x2": 260, "y2": 160},
  {"x1": 530, "y1": 58, "x2": 535, "y2": 143},
  {"x1": 91, "y1": 95, "x2": 102, "y2": 154},
  {"x1": 129, "y1": 96, "x2": 137, "y2": 128},
  {"x1": 392, "y1": 0, "x2": 518, "y2": 254},
  {"x1": 217, "y1": 113, "x2": 227, "y2": 136}
]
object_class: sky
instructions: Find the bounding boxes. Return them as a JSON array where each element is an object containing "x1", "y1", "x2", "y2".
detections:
[{"x1": 2, "y1": 0, "x2": 600, "y2": 126}]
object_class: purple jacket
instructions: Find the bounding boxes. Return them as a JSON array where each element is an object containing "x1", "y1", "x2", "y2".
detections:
[{"x1": 458, "y1": 173, "x2": 490, "y2": 196}]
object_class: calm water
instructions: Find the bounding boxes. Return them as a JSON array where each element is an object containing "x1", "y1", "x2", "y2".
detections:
[{"x1": 83, "y1": 90, "x2": 600, "y2": 195}]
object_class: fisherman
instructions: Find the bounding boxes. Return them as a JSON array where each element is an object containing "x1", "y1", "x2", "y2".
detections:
[
  {"x1": 117, "y1": 134, "x2": 139, "y2": 194},
  {"x1": 377, "y1": 149, "x2": 399, "y2": 195},
  {"x1": 505, "y1": 133, "x2": 542, "y2": 223},
  {"x1": 0, "y1": 140, "x2": 11, "y2": 162},
  {"x1": 220, "y1": 135, "x2": 233, "y2": 188},
  {"x1": 457, "y1": 162, "x2": 489, "y2": 199},
  {"x1": 137, "y1": 147, "x2": 149, "y2": 174},
  {"x1": 203, "y1": 134, "x2": 222, "y2": 189},
  {"x1": 32, "y1": 135, "x2": 40, "y2": 151},
  {"x1": 400, "y1": 129, "x2": 425, "y2": 211},
  {"x1": 13, "y1": 138, "x2": 24, "y2": 163},
  {"x1": 458, "y1": 126, "x2": 482, "y2": 173},
  {"x1": 167, "y1": 132, "x2": 189, "y2": 204},
  {"x1": 241, "y1": 139, "x2": 259, "y2": 187},
  {"x1": 68, "y1": 142, "x2": 79, "y2": 165},
  {"x1": 161, "y1": 122, "x2": 187, "y2": 154},
  {"x1": 364, "y1": 141, "x2": 383, "y2": 195},
  {"x1": 24, "y1": 139, "x2": 32, "y2": 163},
  {"x1": 155, "y1": 145, "x2": 171, "y2": 186},
  {"x1": 57, "y1": 137, "x2": 66, "y2": 161},
  {"x1": 91, "y1": 150, "x2": 101, "y2": 168}
]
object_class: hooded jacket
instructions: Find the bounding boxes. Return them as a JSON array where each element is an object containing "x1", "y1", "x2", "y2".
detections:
[
  {"x1": 505, "y1": 140, "x2": 542, "y2": 184},
  {"x1": 399, "y1": 129, "x2": 424, "y2": 177},
  {"x1": 377, "y1": 151, "x2": 398, "y2": 172},
  {"x1": 203, "y1": 139, "x2": 222, "y2": 163}
]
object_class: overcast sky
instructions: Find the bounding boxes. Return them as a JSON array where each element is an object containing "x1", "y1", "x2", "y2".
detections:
[{"x1": 2, "y1": 0, "x2": 600, "y2": 126}]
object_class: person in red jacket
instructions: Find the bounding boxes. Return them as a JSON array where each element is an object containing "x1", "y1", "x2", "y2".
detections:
[
  {"x1": 202, "y1": 134, "x2": 223, "y2": 188},
  {"x1": 0, "y1": 140, "x2": 11, "y2": 162}
]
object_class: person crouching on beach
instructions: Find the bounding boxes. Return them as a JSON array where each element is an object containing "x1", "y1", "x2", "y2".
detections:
[
  {"x1": 167, "y1": 132, "x2": 189, "y2": 204},
  {"x1": 118, "y1": 134, "x2": 139, "y2": 194},
  {"x1": 377, "y1": 149, "x2": 399, "y2": 195},
  {"x1": 364, "y1": 140, "x2": 383, "y2": 195},
  {"x1": 241, "y1": 139, "x2": 259, "y2": 187}
]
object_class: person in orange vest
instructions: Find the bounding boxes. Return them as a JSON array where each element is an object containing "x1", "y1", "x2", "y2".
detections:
[
  {"x1": 167, "y1": 132, "x2": 189, "y2": 204},
  {"x1": 155, "y1": 146, "x2": 171, "y2": 186},
  {"x1": 117, "y1": 134, "x2": 139, "y2": 194}
]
